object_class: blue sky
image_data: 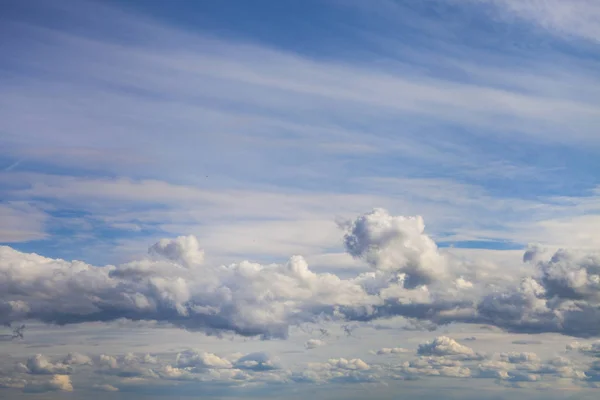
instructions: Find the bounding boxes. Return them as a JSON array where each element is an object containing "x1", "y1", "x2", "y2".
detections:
[
  {"x1": 2, "y1": 0, "x2": 600, "y2": 265},
  {"x1": 2, "y1": 0, "x2": 600, "y2": 398}
]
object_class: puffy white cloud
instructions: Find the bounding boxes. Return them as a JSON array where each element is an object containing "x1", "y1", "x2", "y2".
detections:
[
  {"x1": 327, "y1": 358, "x2": 370, "y2": 371},
  {"x1": 176, "y1": 350, "x2": 233, "y2": 370},
  {"x1": 417, "y1": 336, "x2": 478, "y2": 359},
  {"x1": 303, "y1": 358, "x2": 377, "y2": 384},
  {"x1": 499, "y1": 352, "x2": 540, "y2": 364},
  {"x1": 305, "y1": 339, "x2": 326, "y2": 349},
  {"x1": 374, "y1": 347, "x2": 410, "y2": 355},
  {"x1": 567, "y1": 341, "x2": 600, "y2": 357},
  {"x1": 92, "y1": 383, "x2": 119, "y2": 392},
  {"x1": 477, "y1": 361, "x2": 511, "y2": 380},
  {"x1": 233, "y1": 352, "x2": 280, "y2": 371},
  {"x1": 149, "y1": 235, "x2": 205, "y2": 267},
  {"x1": 2, "y1": 345, "x2": 594, "y2": 394},
  {"x1": 24, "y1": 374, "x2": 73, "y2": 393},
  {"x1": 398, "y1": 356, "x2": 471, "y2": 379},
  {"x1": 142, "y1": 354, "x2": 159, "y2": 364},
  {"x1": 476, "y1": 249, "x2": 600, "y2": 337},
  {"x1": 3, "y1": 209, "x2": 600, "y2": 339},
  {"x1": 341, "y1": 208, "x2": 447, "y2": 288},
  {"x1": 25, "y1": 354, "x2": 70, "y2": 375},
  {"x1": 0, "y1": 241, "x2": 368, "y2": 339},
  {"x1": 538, "y1": 249, "x2": 600, "y2": 301},
  {"x1": 98, "y1": 355, "x2": 119, "y2": 370},
  {"x1": 63, "y1": 352, "x2": 92, "y2": 366}
]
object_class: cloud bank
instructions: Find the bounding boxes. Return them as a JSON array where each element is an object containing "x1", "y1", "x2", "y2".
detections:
[{"x1": 2, "y1": 209, "x2": 600, "y2": 339}]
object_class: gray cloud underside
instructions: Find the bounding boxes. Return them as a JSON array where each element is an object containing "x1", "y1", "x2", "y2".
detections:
[{"x1": 2, "y1": 209, "x2": 600, "y2": 339}]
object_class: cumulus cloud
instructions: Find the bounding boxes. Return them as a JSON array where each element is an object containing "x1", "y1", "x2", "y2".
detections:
[
  {"x1": 24, "y1": 354, "x2": 71, "y2": 375},
  {"x1": 24, "y1": 374, "x2": 73, "y2": 393},
  {"x1": 340, "y1": 208, "x2": 447, "y2": 288},
  {"x1": 417, "y1": 336, "x2": 480, "y2": 359},
  {"x1": 63, "y1": 352, "x2": 93, "y2": 366},
  {"x1": 92, "y1": 383, "x2": 119, "y2": 392},
  {"x1": 0, "y1": 242, "x2": 369, "y2": 338},
  {"x1": 477, "y1": 249, "x2": 600, "y2": 337},
  {"x1": 301, "y1": 358, "x2": 377, "y2": 384},
  {"x1": 374, "y1": 347, "x2": 410, "y2": 355},
  {"x1": 148, "y1": 235, "x2": 205, "y2": 267},
  {"x1": 176, "y1": 350, "x2": 233, "y2": 370},
  {"x1": 398, "y1": 357, "x2": 471, "y2": 379},
  {"x1": 567, "y1": 341, "x2": 600, "y2": 357},
  {"x1": 305, "y1": 339, "x2": 326, "y2": 349},
  {"x1": 233, "y1": 352, "x2": 280, "y2": 371},
  {"x1": 2, "y1": 346, "x2": 593, "y2": 394},
  {"x1": 3, "y1": 209, "x2": 600, "y2": 339},
  {"x1": 499, "y1": 352, "x2": 540, "y2": 364}
]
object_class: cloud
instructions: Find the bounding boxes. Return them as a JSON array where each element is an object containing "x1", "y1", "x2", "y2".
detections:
[
  {"x1": 301, "y1": 358, "x2": 377, "y2": 384},
  {"x1": 537, "y1": 249, "x2": 600, "y2": 301},
  {"x1": 512, "y1": 339, "x2": 543, "y2": 345},
  {"x1": 499, "y1": 352, "x2": 540, "y2": 364},
  {"x1": 416, "y1": 336, "x2": 481, "y2": 359},
  {"x1": 176, "y1": 350, "x2": 233, "y2": 370},
  {"x1": 1, "y1": 346, "x2": 593, "y2": 394},
  {"x1": 374, "y1": 347, "x2": 410, "y2": 355},
  {"x1": 305, "y1": 339, "x2": 326, "y2": 349},
  {"x1": 233, "y1": 352, "x2": 280, "y2": 372},
  {"x1": 398, "y1": 357, "x2": 472, "y2": 379},
  {"x1": 92, "y1": 383, "x2": 119, "y2": 392},
  {"x1": 24, "y1": 354, "x2": 71, "y2": 375},
  {"x1": 149, "y1": 236, "x2": 205, "y2": 268},
  {"x1": 472, "y1": 0, "x2": 600, "y2": 43},
  {"x1": 98, "y1": 355, "x2": 119, "y2": 369},
  {"x1": 0, "y1": 377, "x2": 26, "y2": 389},
  {"x1": 567, "y1": 341, "x2": 600, "y2": 357},
  {"x1": 476, "y1": 249, "x2": 600, "y2": 337},
  {"x1": 24, "y1": 374, "x2": 73, "y2": 393},
  {"x1": 62, "y1": 352, "x2": 93, "y2": 366},
  {"x1": 0, "y1": 202, "x2": 47, "y2": 243},
  {"x1": 3, "y1": 209, "x2": 600, "y2": 339},
  {"x1": 341, "y1": 208, "x2": 447, "y2": 288}
]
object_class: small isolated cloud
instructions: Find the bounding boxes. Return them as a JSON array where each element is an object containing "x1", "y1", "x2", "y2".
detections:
[
  {"x1": 92, "y1": 383, "x2": 119, "y2": 392},
  {"x1": 512, "y1": 339, "x2": 542, "y2": 345},
  {"x1": 233, "y1": 352, "x2": 280, "y2": 371},
  {"x1": 149, "y1": 235, "x2": 205, "y2": 267},
  {"x1": 374, "y1": 347, "x2": 411, "y2": 355},
  {"x1": 417, "y1": 336, "x2": 479, "y2": 359},
  {"x1": 305, "y1": 339, "x2": 326, "y2": 349},
  {"x1": 327, "y1": 358, "x2": 370, "y2": 371},
  {"x1": 499, "y1": 352, "x2": 540, "y2": 364},
  {"x1": 24, "y1": 374, "x2": 73, "y2": 393}
]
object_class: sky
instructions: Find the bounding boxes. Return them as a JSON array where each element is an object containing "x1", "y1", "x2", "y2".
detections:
[{"x1": 1, "y1": 0, "x2": 600, "y2": 398}]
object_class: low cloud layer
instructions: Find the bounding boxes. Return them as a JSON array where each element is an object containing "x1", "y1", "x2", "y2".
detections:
[
  {"x1": 3, "y1": 338, "x2": 599, "y2": 394},
  {"x1": 2, "y1": 209, "x2": 600, "y2": 339}
]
